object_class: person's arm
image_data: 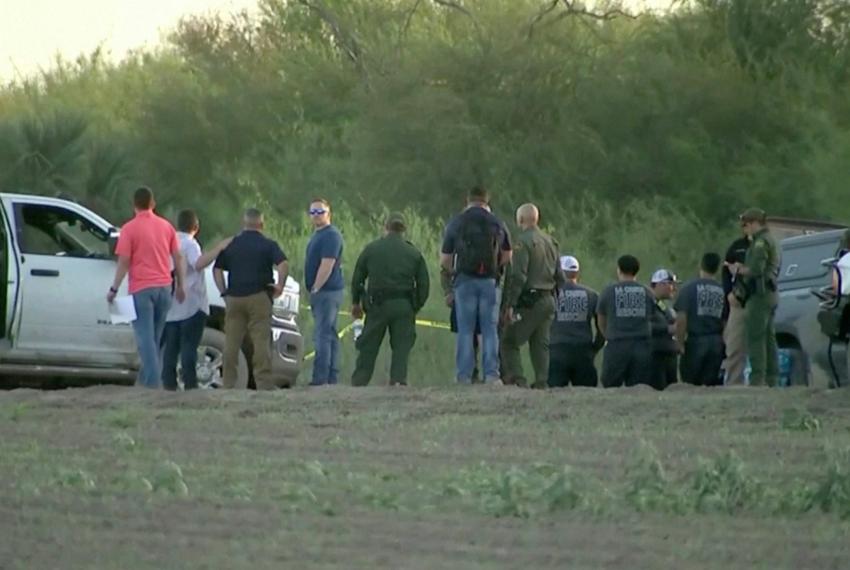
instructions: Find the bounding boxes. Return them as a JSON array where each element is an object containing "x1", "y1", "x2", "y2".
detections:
[
  {"x1": 596, "y1": 313, "x2": 608, "y2": 339},
  {"x1": 195, "y1": 237, "x2": 233, "y2": 271},
  {"x1": 172, "y1": 249, "x2": 187, "y2": 303},
  {"x1": 213, "y1": 268, "x2": 227, "y2": 296},
  {"x1": 499, "y1": 224, "x2": 513, "y2": 266},
  {"x1": 503, "y1": 242, "x2": 529, "y2": 309},
  {"x1": 592, "y1": 315, "x2": 606, "y2": 352},
  {"x1": 675, "y1": 313, "x2": 688, "y2": 353},
  {"x1": 414, "y1": 253, "x2": 430, "y2": 312},
  {"x1": 351, "y1": 248, "x2": 368, "y2": 318},
  {"x1": 739, "y1": 239, "x2": 767, "y2": 278},
  {"x1": 106, "y1": 255, "x2": 131, "y2": 303}
]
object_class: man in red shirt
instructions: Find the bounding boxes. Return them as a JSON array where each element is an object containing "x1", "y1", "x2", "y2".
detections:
[{"x1": 107, "y1": 187, "x2": 186, "y2": 388}]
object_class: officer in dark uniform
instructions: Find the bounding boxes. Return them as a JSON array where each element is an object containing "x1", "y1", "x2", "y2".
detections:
[
  {"x1": 729, "y1": 208, "x2": 781, "y2": 386},
  {"x1": 350, "y1": 212, "x2": 430, "y2": 386},
  {"x1": 548, "y1": 255, "x2": 605, "y2": 387},
  {"x1": 649, "y1": 269, "x2": 679, "y2": 390},
  {"x1": 501, "y1": 203, "x2": 564, "y2": 388}
]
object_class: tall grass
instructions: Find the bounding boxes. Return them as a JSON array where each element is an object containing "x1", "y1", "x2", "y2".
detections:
[{"x1": 256, "y1": 197, "x2": 733, "y2": 385}]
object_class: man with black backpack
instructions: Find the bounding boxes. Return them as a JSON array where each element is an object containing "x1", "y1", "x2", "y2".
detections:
[{"x1": 440, "y1": 186, "x2": 512, "y2": 384}]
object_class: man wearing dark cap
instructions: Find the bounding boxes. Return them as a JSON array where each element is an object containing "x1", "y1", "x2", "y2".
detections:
[
  {"x1": 649, "y1": 269, "x2": 679, "y2": 390},
  {"x1": 728, "y1": 208, "x2": 780, "y2": 386},
  {"x1": 350, "y1": 212, "x2": 430, "y2": 386}
]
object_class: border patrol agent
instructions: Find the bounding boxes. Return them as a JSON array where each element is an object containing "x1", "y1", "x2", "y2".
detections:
[
  {"x1": 350, "y1": 212, "x2": 430, "y2": 386},
  {"x1": 501, "y1": 203, "x2": 564, "y2": 388},
  {"x1": 730, "y1": 208, "x2": 780, "y2": 386}
]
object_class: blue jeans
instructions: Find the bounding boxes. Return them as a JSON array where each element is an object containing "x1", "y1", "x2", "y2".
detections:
[
  {"x1": 161, "y1": 310, "x2": 207, "y2": 391},
  {"x1": 310, "y1": 289, "x2": 343, "y2": 385},
  {"x1": 132, "y1": 286, "x2": 173, "y2": 389},
  {"x1": 454, "y1": 277, "x2": 500, "y2": 383}
]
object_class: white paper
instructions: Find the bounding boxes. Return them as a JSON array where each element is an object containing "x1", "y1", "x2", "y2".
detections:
[{"x1": 109, "y1": 295, "x2": 137, "y2": 324}]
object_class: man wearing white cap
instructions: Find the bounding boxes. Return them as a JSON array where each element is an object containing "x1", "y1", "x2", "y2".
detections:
[
  {"x1": 548, "y1": 255, "x2": 604, "y2": 387},
  {"x1": 649, "y1": 268, "x2": 679, "y2": 390}
]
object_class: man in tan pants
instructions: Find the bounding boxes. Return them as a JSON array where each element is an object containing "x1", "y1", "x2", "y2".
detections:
[
  {"x1": 723, "y1": 296, "x2": 748, "y2": 385},
  {"x1": 722, "y1": 232, "x2": 750, "y2": 385},
  {"x1": 213, "y1": 209, "x2": 288, "y2": 390}
]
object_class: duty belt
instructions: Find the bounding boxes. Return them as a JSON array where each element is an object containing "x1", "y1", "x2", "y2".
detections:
[{"x1": 368, "y1": 289, "x2": 413, "y2": 306}]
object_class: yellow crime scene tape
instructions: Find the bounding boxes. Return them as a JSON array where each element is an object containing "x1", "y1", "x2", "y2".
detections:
[{"x1": 303, "y1": 311, "x2": 451, "y2": 361}]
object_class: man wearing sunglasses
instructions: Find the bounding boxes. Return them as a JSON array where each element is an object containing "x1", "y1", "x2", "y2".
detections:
[{"x1": 305, "y1": 198, "x2": 345, "y2": 386}]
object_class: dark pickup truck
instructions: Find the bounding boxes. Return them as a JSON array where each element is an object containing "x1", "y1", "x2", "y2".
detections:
[{"x1": 775, "y1": 228, "x2": 847, "y2": 387}]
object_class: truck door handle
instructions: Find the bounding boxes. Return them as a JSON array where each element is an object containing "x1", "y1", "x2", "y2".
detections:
[{"x1": 30, "y1": 269, "x2": 59, "y2": 277}]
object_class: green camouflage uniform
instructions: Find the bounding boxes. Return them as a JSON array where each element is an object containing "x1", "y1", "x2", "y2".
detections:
[
  {"x1": 501, "y1": 226, "x2": 564, "y2": 388},
  {"x1": 743, "y1": 227, "x2": 780, "y2": 386},
  {"x1": 350, "y1": 231, "x2": 430, "y2": 386}
]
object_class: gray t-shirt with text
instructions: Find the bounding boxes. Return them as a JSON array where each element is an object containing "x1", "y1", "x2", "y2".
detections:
[
  {"x1": 597, "y1": 280, "x2": 653, "y2": 340},
  {"x1": 674, "y1": 278, "x2": 725, "y2": 337},
  {"x1": 551, "y1": 282, "x2": 598, "y2": 345}
]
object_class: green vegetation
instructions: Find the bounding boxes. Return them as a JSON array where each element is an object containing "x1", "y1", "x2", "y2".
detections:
[
  {"x1": 2, "y1": 0, "x2": 849, "y2": 235},
  {"x1": 1, "y1": 386, "x2": 850, "y2": 567}
]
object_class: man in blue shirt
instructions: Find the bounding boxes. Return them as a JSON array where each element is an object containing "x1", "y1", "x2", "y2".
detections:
[
  {"x1": 440, "y1": 186, "x2": 512, "y2": 384},
  {"x1": 305, "y1": 198, "x2": 345, "y2": 386},
  {"x1": 213, "y1": 208, "x2": 288, "y2": 390}
]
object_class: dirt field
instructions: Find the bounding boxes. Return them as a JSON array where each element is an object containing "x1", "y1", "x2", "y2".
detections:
[{"x1": 2, "y1": 384, "x2": 850, "y2": 569}]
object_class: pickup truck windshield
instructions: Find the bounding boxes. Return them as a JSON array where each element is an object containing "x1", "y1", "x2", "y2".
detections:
[{"x1": 15, "y1": 203, "x2": 111, "y2": 258}]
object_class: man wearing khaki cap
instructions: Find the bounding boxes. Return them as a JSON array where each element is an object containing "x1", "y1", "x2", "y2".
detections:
[{"x1": 727, "y1": 208, "x2": 780, "y2": 386}]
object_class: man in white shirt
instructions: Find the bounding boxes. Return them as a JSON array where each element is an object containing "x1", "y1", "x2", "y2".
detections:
[{"x1": 162, "y1": 210, "x2": 231, "y2": 390}]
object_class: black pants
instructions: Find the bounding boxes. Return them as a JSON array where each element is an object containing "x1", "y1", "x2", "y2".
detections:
[
  {"x1": 650, "y1": 352, "x2": 677, "y2": 391},
  {"x1": 680, "y1": 335, "x2": 725, "y2": 386},
  {"x1": 601, "y1": 338, "x2": 651, "y2": 388},
  {"x1": 548, "y1": 343, "x2": 598, "y2": 387}
]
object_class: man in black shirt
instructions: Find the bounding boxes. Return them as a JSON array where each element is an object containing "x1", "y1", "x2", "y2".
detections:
[
  {"x1": 722, "y1": 232, "x2": 750, "y2": 384},
  {"x1": 214, "y1": 208, "x2": 288, "y2": 390},
  {"x1": 649, "y1": 269, "x2": 679, "y2": 390},
  {"x1": 675, "y1": 253, "x2": 726, "y2": 386}
]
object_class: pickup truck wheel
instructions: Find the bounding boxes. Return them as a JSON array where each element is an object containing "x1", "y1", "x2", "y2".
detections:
[{"x1": 186, "y1": 328, "x2": 249, "y2": 389}]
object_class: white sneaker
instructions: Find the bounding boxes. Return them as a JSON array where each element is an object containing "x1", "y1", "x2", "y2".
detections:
[{"x1": 484, "y1": 377, "x2": 503, "y2": 386}]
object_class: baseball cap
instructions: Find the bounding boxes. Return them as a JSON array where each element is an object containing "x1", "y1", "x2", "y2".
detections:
[
  {"x1": 739, "y1": 207, "x2": 767, "y2": 224},
  {"x1": 560, "y1": 255, "x2": 580, "y2": 272},
  {"x1": 650, "y1": 269, "x2": 678, "y2": 284},
  {"x1": 385, "y1": 211, "x2": 406, "y2": 229}
]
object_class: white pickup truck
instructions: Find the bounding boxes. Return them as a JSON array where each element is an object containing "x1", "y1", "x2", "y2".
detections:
[{"x1": 0, "y1": 193, "x2": 303, "y2": 388}]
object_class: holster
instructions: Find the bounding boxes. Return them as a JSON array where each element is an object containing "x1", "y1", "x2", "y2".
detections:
[
  {"x1": 732, "y1": 278, "x2": 751, "y2": 308},
  {"x1": 368, "y1": 289, "x2": 413, "y2": 308},
  {"x1": 516, "y1": 288, "x2": 551, "y2": 309}
]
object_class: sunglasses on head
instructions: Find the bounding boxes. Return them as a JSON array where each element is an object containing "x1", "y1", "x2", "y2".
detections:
[{"x1": 308, "y1": 208, "x2": 327, "y2": 216}]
